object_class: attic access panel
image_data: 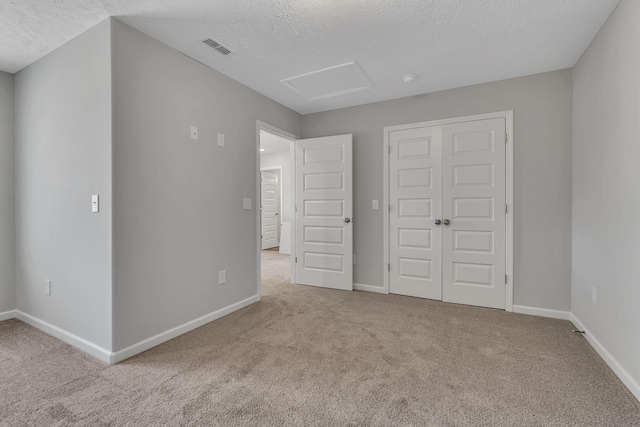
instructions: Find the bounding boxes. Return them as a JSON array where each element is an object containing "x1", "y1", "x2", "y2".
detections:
[{"x1": 281, "y1": 61, "x2": 373, "y2": 101}]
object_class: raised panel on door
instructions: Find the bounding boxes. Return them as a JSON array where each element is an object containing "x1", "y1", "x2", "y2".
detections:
[
  {"x1": 295, "y1": 135, "x2": 353, "y2": 291},
  {"x1": 261, "y1": 171, "x2": 279, "y2": 249},
  {"x1": 442, "y1": 118, "x2": 506, "y2": 309},
  {"x1": 389, "y1": 126, "x2": 442, "y2": 299}
]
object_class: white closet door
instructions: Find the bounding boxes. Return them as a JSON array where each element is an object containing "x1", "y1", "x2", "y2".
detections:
[
  {"x1": 389, "y1": 126, "x2": 443, "y2": 299},
  {"x1": 441, "y1": 118, "x2": 507, "y2": 309},
  {"x1": 295, "y1": 134, "x2": 353, "y2": 291},
  {"x1": 261, "y1": 171, "x2": 279, "y2": 250}
]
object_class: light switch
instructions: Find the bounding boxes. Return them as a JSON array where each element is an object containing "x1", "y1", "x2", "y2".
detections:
[
  {"x1": 45, "y1": 280, "x2": 51, "y2": 296},
  {"x1": 218, "y1": 270, "x2": 226, "y2": 285},
  {"x1": 217, "y1": 133, "x2": 225, "y2": 147},
  {"x1": 372, "y1": 199, "x2": 379, "y2": 210},
  {"x1": 190, "y1": 126, "x2": 199, "y2": 140},
  {"x1": 92, "y1": 195, "x2": 100, "y2": 213},
  {"x1": 243, "y1": 198, "x2": 252, "y2": 210}
]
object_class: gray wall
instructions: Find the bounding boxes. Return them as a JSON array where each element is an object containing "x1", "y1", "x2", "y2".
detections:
[
  {"x1": 111, "y1": 20, "x2": 301, "y2": 351},
  {"x1": 303, "y1": 69, "x2": 573, "y2": 311},
  {"x1": 14, "y1": 20, "x2": 113, "y2": 349},
  {"x1": 572, "y1": 0, "x2": 640, "y2": 387},
  {"x1": 0, "y1": 71, "x2": 15, "y2": 314}
]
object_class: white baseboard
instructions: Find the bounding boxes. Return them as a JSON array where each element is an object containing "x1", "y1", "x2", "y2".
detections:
[
  {"x1": 111, "y1": 294, "x2": 260, "y2": 363},
  {"x1": 0, "y1": 310, "x2": 17, "y2": 321},
  {"x1": 512, "y1": 305, "x2": 572, "y2": 320},
  {"x1": 353, "y1": 283, "x2": 387, "y2": 294},
  {"x1": 15, "y1": 310, "x2": 112, "y2": 363},
  {"x1": 571, "y1": 314, "x2": 640, "y2": 402},
  {"x1": 12, "y1": 295, "x2": 260, "y2": 365}
]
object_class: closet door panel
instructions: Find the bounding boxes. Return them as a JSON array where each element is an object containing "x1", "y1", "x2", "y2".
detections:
[
  {"x1": 389, "y1": 126, "x2": 442, "y2": 299},
  {"x1": 442, "y1": 118, "x2": 507, "y2": 309}
]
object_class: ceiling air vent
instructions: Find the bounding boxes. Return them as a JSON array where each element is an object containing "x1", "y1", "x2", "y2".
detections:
[{"x1": 202, "y1": 38, "x2": 235, "y2": 56}]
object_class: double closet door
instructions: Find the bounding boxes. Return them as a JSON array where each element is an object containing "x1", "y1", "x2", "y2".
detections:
[{"x1": 389, "y1": 118, "x2": 507, "y2": 309}]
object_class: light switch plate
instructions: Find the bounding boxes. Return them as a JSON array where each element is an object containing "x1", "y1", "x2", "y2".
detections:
[
  {"x1": 92, "y1": 195, "x2": 99, "y2": 213},
  {"x1": 191, "y1": 126, "x2": 199, "y2": 140},
  {"x1": 243, "y1": 198, "x2": 252, "y2": 209},
  {"x1": 372, "y1": 199, "x2": 379, "y2": 210},
  {"x1": 45, "y1": 280, "x2": 51, "y2": 296},
  {"x1": 218, "y1": 270, "x2": 226, "y2": 285},
  {"x1": 217, "y1": 133, "x2": 225, "y2": 147}
]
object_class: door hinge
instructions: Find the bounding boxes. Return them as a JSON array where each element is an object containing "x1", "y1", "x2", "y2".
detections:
[
  {"x1": 388, "y1": 263, "x2": 391, "y2": 272},
  {"x1": 388, "y1": 145, "x2": 391, "y2": 154},
  {"x1": 295, "y1": 256, "x2": 298, "y2": 263},
  {"x1": 388, "y1": 204, "x2": 391, "y2": 213},
  {"x1": 505, "y1": 274, "x2": 508, "y2": 284},
  {"x1": 505, "y1": 204, "x2": 508, "y2": 214},
  {"x1": 505, "y1": 133, "x2": 508, "y2": 144}
]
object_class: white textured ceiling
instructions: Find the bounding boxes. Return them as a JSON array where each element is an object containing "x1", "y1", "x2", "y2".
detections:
[{"x1": 1, "y1": 0, "x2": 620, "y2": 114}]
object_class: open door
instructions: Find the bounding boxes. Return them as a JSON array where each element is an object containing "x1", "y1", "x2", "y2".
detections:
[
  {"x1": 261, "y1": 170, "x2": 279, "y2": 250},
  {"x1": 295, "y1": 135, "x2": 353, "y2": 291}
]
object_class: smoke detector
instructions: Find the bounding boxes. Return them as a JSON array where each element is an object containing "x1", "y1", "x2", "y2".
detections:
[{"x1": 403, "y1": 74, "x2": 417, "y2": 83}]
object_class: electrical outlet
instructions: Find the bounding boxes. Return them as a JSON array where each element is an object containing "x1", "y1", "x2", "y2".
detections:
[
  {"x1": 218, "y1": 270, "x2": 226, "y2": 285},
  {"x1": 45, "y1": 280, "x2": 51, "y2": 296},
  {"x1": 592, "y1": 287, "x2": 597, "y2": 305}
]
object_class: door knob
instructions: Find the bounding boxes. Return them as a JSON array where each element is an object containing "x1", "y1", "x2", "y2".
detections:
[
  {"x1": 443, "y1": 219, "x2": 451, "y2": 225},
  {"x1": 344, "y1": 218, "x2": 351, "y2": 223},
  {"x1": 434, "y1": 219, "x2": 442, "y2": 225}
]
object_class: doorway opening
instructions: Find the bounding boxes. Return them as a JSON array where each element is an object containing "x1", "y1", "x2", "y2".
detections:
[{"x1": 257, "y1": 123, "x2": 296, "y2": 297}]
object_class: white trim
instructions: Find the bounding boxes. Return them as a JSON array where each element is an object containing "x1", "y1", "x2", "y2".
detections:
[
  {"x1": 512, "y1": 305, "x2": 571, "y2": 320},
  {"x1": 111, "y1": 294, "x2": 260, "y2": 363},
  {"x1": 382, "y1": 126, "x2": 390, "y2": 294},
  {"x1": 571, "y1": 314, "x2": 640, "y2": 402},
  {"x1": 353, "y1": 283, "x2": 387, "y2": 294},
  {"x1": 257, "y1": 121, "x2": 299, "y2": 294},
  {"x1": 289, "y1": 137, "x2": 296, "y2": 284},
  {"x1": 13, "y1": 296, "x2": 260, "y2": 364},
  {"x1": 383, "y1": 111, "x2": 515, "y2": 310},
  {"x1": 0, "y1": 310, "x2": 17, "y2": 321},
  {"x1": 504, "y1": 111, "x2": 514, "y2": 311},
  {"x1": 15, "y1": 310, "x2": 112, "y2": 363}
]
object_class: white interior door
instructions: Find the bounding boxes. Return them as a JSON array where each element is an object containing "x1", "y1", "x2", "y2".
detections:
[
  {"x1": 442, "y1": 118, "x2": 507, "y2": 309},
  {"x1": 389, "y1": 126, "x2": 443, "y2": 299},
  {"x1": 261, "y1": 171, "x2": 279, "y2": 250},
  {"x1": 295, "y1": 134, "x2": 353, "y2": 291}
]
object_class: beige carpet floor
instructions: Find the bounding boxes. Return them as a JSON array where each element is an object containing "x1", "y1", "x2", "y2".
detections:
[{"x1": 1, "y1": 250, "x2": 639, "y2": 426}]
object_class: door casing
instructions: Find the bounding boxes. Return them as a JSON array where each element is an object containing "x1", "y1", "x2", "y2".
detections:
[
  {"x1": 256, "y1": 121, "x2": 298, "y2": 299},
  {"x1": 383, "y1": 111, "x2": 514, "y2": 311}
]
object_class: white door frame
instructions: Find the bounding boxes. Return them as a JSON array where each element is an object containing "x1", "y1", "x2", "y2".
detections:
[
  {"x1": 256, "y1": 121, "x2": 298, "y2": 298},
  {"x1": 383, "y1": 111, "x2": 515, "y2": 311}
]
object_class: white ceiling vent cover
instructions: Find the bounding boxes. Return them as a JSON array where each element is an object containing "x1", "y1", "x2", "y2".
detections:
[
  {"x1": 281, "y1": 62, "x2": 373, "y2": 101},
  {"x1": 202, "y1": 38, "x2": 234, "y2": 56}
]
